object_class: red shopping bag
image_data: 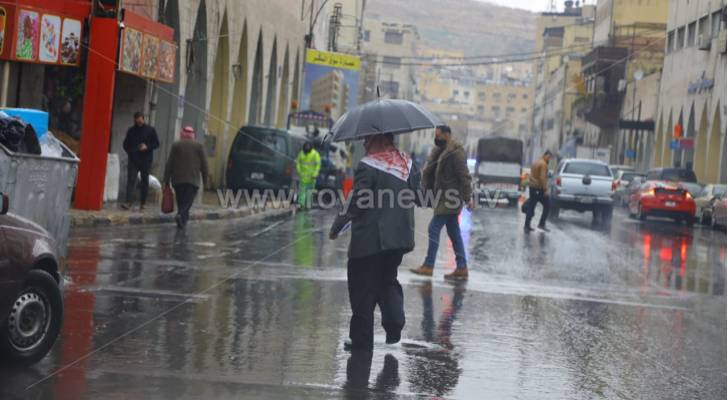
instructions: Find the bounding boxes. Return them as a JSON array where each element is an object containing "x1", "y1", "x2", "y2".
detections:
[{"x1": 161, "y1": 186, "x2": 175, "y2": 214}]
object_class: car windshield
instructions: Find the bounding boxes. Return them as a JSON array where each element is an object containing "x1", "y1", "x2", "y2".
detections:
[
  {"x1": 564, "y1": 162, "x2": 611, "y2": 177},
  {"x1": 661, "y1": 169, "x2": 697, "y2": 182},
  {"x1": 234, "y1": 129, "x2": 287, "y2": 157},
  {"x1": 714, "y1": 186, "x2": 727, "y2": 197}
]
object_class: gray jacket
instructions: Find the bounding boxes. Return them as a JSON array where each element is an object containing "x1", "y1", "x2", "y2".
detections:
[{"x1": 330, "y1": 162, "x2": 421, "y2": 260}]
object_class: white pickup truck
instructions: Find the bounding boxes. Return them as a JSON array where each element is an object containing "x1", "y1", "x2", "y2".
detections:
[{"x1": 549, "y1": 159, "x2": 616, "y2": 224}]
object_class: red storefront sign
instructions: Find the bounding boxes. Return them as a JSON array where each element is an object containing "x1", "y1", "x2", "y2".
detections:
[
  {"x1": 0, "y1": 0, "x2": 88, "y2": 66},
  {"x1": 118, "y1": 10, "x2": 175, "y2": 83}
]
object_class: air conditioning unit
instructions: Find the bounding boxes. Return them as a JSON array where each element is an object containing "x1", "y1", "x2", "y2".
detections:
[
  {"x1": 719, "y1": 30, "x2": 727, "y2": 55},
  {"x1": 698, "y1": 34, "x2": 712, "y2": 51}
]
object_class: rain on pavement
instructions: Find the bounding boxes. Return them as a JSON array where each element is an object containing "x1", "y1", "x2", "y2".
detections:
[{"x1": 1, "y1": 206, "x2": 725, "y2": 399}]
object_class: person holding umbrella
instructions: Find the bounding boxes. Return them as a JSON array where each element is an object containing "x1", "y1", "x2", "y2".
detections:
[{"x1": 329, "y1": 97, "x2": 438, "y2": 352}]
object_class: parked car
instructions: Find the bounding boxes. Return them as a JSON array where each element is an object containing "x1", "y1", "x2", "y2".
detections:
[
  {"x1": 226, "y1": 126, "x2": 305, "y2": 193},
  {"x1": 0, "y1": 192, "x2": 63, "y2": 365},
  {"x1": 613, "y1": 170, "x2": 646, "y2": 206},
  {"x1": 628, "y1": 181, "x2": 696, "y2": 225},
  {"x1": 550, "y1": 159, "x2": 615, "y2": 224},
  {"x1": 711, "y1": 191, "x2": 727, "y2": 229},
  {"x1": 694, "y1": 184, "x2": 727, "y2": 224},
  {"x1": 645, "y1": 167, "x2": 703, "y2": 197}
]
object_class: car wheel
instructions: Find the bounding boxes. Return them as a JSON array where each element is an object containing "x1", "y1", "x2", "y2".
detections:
[
  {"x1": 550, "y1": 203, "x2": 560, "y2": 219},
  {"x1": 0, "y1": 269, "x2": 63, "y2": 366},
  {"x1": 701, "y1": 211, "x2": 711, "y2": 225},
  {"x1": 684, "y1": 216, "x2": 695, "y2": 227}
]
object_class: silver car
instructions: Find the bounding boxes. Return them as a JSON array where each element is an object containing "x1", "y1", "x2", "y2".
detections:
[
  {"x1": 695, "y1": 184, "x2": 726, "y2": 224},
  {"x1": 711, "y1": 191, "x2": 727, "y2": 229}
]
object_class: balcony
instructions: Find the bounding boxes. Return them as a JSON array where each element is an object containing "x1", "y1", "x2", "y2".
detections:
[{"x1": 581, "y1": 46, "x2": 629, "y2": 130}]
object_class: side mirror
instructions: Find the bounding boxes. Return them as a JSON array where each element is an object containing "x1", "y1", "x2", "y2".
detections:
[{"x1": 0, "y1": 193, "x2": 8, "y2": 215}]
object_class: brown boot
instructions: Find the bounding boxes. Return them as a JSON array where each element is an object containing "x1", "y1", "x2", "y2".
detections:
[
  {"x1": 444, "y1": 268, "x2": 468, "y2": 280},
  {"x1": 410, "y1": 265, "x2": 434, "y2": 277}
]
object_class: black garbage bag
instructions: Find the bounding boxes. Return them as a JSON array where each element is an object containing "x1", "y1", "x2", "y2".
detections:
[
  {"x1": 22, "y1": 124, "x2": 41, "y2": 155},
  {"x1": 0, "y1": 117, "x2": 41, "y2": 155}
]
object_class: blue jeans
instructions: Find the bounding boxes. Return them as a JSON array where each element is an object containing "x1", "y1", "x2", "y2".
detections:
[{"x1": 424, "y1": 213, "x2": 467, "y2": 269}]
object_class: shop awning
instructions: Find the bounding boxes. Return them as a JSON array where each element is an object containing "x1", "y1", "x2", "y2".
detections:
[{"x1": 118, "y1": 9, "x2": 176, "y2": 83}]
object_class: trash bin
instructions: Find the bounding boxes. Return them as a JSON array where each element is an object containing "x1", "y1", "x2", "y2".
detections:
[{"x1": 0, "y1": 140, "x2": 79, "y2": 257}]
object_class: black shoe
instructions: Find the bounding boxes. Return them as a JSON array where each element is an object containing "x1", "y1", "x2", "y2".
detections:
[
  {"x1": 385, "y1": 330, "x2": 401, "y2": 345},
  {"x1": 524, "y1": 225, "x2": 534, "y2": 233},
  {"x1": 175, "y1": 215, "x2": 183, "y2": 229},
  {"x1": 344, "y1": 339, "x2": 353, "y2": 351},
  {"x1": 538, "y1": 225, "x2": 550, "y2": 232}
]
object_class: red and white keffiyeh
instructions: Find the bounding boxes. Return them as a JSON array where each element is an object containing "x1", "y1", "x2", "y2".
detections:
[{"x1": 360, "y1": 150, "x2": 412, "y2": 181}]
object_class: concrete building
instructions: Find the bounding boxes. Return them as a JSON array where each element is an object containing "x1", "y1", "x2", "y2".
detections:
[
  {"x1": 310, "y1": 0, "x2": 366, "y2": 54},
  {"x1": 580, "y1": 0, "x2": 668, "y2": 162},
  {"x1": 652, "y1": 0, "x2": 726, "y2": 183},
  {"x1": 530, "y1": 2, "x2": 596, "y2": 162},
  {"x1": 359, "y1": 20, "x2": 419, "y2": 103},
  {"x1": 150, "y1": 0, "x2": 306, "y2": 189},
  {"x1": 309, "y1": 70, "x2": 349, "y2": 120}
]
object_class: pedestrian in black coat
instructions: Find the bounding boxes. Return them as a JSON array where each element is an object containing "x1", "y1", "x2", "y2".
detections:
[
  {"x1": 122, "y1": 112, "x2": 160, "y2": 210},
  {"x1": 330, "y1": 133, "x2": 421, "y2": 351}
]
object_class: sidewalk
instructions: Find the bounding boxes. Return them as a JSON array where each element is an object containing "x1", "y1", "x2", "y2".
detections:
[{"x1": 69, "y1": 191, "x2": 293, "y2": 227}]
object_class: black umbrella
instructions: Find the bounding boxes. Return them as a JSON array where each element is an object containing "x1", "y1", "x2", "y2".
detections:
[{"x1": 330, "y1": 98, "x2": 442, "y2": 142}]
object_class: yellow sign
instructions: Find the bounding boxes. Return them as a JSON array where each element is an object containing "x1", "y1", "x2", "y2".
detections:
[{"x1": 306, "y1": 49, "x2": 360, "y2": 71}]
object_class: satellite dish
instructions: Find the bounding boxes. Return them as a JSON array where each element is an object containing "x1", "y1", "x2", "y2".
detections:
[{"x1": 633, "y1": 69, "x2": 644, "y2": 81}]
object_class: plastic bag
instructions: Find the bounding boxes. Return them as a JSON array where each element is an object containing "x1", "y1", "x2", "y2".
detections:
[{"x1": 39, "y1": 131, "x2": 63, "y2": 158}]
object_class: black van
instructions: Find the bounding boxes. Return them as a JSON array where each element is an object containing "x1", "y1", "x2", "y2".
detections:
[{"x1": 226, "y1": 126, "x2": 306, "y2": 192}]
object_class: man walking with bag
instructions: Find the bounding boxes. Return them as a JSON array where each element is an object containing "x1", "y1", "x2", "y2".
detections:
[
  {"x1": 411, "y1": 125, "x2": 472, "y2": 280},
  {"x1": 522, "y1": 150, "x2": 552, "y2": 232},
  {"x1": 163, "y1": 126, "x2": 208, "y2": 229}
]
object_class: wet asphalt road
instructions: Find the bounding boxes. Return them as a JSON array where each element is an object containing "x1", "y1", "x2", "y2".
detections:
[{"x1": 1, "y1": 205, "x2": 726, "y2": 399}]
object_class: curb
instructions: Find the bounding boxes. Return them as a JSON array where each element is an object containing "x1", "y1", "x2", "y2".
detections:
[{"x1": 70, "y1": 206, "x2": 294, "y2": 228}]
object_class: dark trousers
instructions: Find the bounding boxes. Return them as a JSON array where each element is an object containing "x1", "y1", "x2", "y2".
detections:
[
  {"x1": 524, "y1": 187, "x2": 550, "y2": 227},
  {"x1": 173, "y1": 183, "x2": 198, "y2": 226},
  {"x1": 347, "y1": 250, "x2": 405, "y2": 350},
  {"x1": 126, "y1": 163, "x2": 150, "y2": 205}
]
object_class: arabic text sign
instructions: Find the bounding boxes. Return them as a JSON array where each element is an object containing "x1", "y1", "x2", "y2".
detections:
[{"x1": 306, "y1": 49, "x2": 360, "y2": 71}]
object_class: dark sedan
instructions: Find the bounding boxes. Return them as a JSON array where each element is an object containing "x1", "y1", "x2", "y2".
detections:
[{"x1": 0, "y1": 192, "x2": 63, "y2": 365}]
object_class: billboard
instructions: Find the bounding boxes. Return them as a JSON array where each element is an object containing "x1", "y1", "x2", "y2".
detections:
[{"x1": 301, "y1": 49, "x2": 360, "y2": 122}]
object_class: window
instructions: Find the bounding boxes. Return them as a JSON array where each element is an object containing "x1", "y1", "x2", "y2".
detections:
[
  {"x1": 464, "y1": 91, "x2": 470, "y2": 98},
  {"x1": 384, "y1": 30, "x2": 404, "y2": 45},
  {"x1": 563, "y1": 162, "x2": 611, "y2": 177},
  {"x1": 508, "y1": 93, "x2": 517, "y2": 99},
  {"x1": 382, "y1": 56, "x2": 401, "y2": 69},
  {"x1": 380, "y1": 80, "x2": 399, "y2": 96},
  {"x1": 491, "y1": 106, "x2": 501, "y2": 114},
  {"x1": 233, "y1": 129, "x2": 287, "y2": 157},
  {"x1": 667, "y1": 31, "x2": 674, "y2": 53},
  {"x1": 477, "y1": 105, "x2": 485, "y2": 112},
  {"x1": 521, "y1": 107, "x2": 528, "y2": 113},
  {"x1": 687, "y1": 22, "x2": 696, "y2": 46},
  {"x1": 676, "y1": 26, "x2": 685, "y2": 49},
  {"x1": 478, "y1": 91, "x2": 486, "y2": 99},
  {"x1": 453, "y1": 90, "x2": 459, "y2": 96},
  {"x1": 522, "y1": 93, "x2": 528, "y2": 99},
  {"x1": 363, "y1": 30, "x2": 370, "y2": 42},
  {"x1": 506, "y1": 106, "x2": 515, "y2": 113},
  {"x1": 712, "y1": 10, "x2": 723, "y2": 38},
  {"x1": 699, "y1": 15, "x2": 710, "y2": 40}
]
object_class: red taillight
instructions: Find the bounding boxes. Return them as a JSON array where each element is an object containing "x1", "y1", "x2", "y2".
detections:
[
  {"x1": 684, "y1": 191, "x2": 693, "y2": 200},
  {"x1": 285, "y1": 163, "x2": 293, "y2": 177},
  {"x1": 646, "y1": 189, "x2": 655, "y2": 197},
  {"x1": 227, "y1": 159, "x2": 233, "y2": 170},
  {"x1": 556, "y1": 177, "x2": 561, "y2": 186},
  {"x1": 611, "y1": 180, "x2": 618, "y2": 192}
]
